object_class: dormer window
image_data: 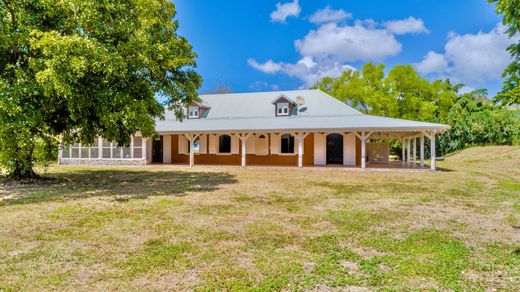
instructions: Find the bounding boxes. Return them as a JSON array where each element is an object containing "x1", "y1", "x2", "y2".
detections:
[
  {"x1": 188, "y1": 106, "x2": 199, "y2": 119},
  {"x1": 277, "y1": 102, "x2": 289, "y2": 116}
]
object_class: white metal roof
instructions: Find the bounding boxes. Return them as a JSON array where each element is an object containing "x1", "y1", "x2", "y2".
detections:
[{"x1": 156, "y1": 89, "x2": 450, "y2": 133}]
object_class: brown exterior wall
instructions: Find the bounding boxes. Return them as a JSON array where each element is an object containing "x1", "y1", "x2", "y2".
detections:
[{"x1": 171, "y1": 133, "x2": 314, "y2": 166}]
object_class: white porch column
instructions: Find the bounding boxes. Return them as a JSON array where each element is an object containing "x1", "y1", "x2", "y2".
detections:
[
  {"x1": 430, "y1": 131, "x2": 436, "y2": 171},
  {"x1": 361, "y1": 131, "x2": 366, "y2": 169},
  {"x1": 98, "y1": 137, "x2": 103, "y2": 159},
  {"x1": 402, "y1": 139, "x2": 406, "y2": 162},
  {"x1": 239, "y1": 133, "x2": 251, "y2": 167},
  {"x1": 297, "y1": 133, "x2": 304, "y2": 168},
  {"x1": 420, "y1": 135, "x2": 425, "y2": 167},
  {"x1": 142, "y1": 137, "x2": 147, "y2": 161},
  {"x1": 131, "y1": 136, "x2": 134, "y2": 159},
  {"x1": 184, "y1": 133, "x2": 199, "y2": 168},
  {"x1": 407, "y1": 138, "x2": 411, "y2": 163},
  {"x1": 413, "y1": 137, "x2": 417, "y2": 164}
]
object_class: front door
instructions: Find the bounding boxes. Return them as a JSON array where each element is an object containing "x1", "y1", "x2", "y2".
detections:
[
  {"x1": 152, "y1": 136, "x2": 163, "y2": 163},
  {"x1": 326, "y1": 134, "x2": 344, "y2": 164}
]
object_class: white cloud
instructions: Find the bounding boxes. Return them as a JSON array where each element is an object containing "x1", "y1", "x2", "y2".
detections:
[
  {"x1": 444, "y1": 24, "x2": 514, "y2": 83},
  {"x1": 252, "y1": 7, "x2": 431, "y2": 88},
  {"x1": 415, "y1": 51, "x2": 448, "y2": 75},
  {"x1": 416, "y1": 24, "x2": 517, "y2": 85},
  {"x1": 247, "y1": 59, "x2": 281, "y2": 74},
  {"x1": 295, "y1": 22, "x2": 402, "y2": 62},
  {"x1": 270, "y1": 0, "x2": 301, "y2": 23},
  {"x1": 383, "y1": 16, "x2": 429, "y2": 35},
  {"x1": 249, "y1": 56, "x2": 356, "y2": 87},
  {"x1": 309, "y1": 6, "x2": 351, "y2": 24}
]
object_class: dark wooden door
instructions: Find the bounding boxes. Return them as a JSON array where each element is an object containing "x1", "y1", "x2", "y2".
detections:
[
  {"x1": 152, "y1": 136, "x2": 163, "y2": 163},
  {"x1": 326, "y1": 134, "x2": 344, "y2": 164}
]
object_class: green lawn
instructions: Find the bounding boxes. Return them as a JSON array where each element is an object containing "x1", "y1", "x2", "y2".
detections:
[{"x1": 1, "y1": 146, "x2": 519, "y2": 290}]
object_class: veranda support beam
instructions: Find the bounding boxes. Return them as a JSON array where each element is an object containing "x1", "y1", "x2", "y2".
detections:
[
  {"x1": 297, "y1": 132, "x2": 305, "y2": 168},
  {"x1": 361, "y1": 131, "x2": 367, "y2": 169},
  {"x1": 407, "y1": 139, "x2": 411, "y2": 163},
  {"x1": 420, "y1": 135, "x2": 425, "y2": 167},
  {"x1": 238, "y1": 133, "x2": 251, "y2": 167},
  {"x1": 184, "y1": 133, "x2": 200, "y2": 168},
  {"x1": 402, "y1": 139, "x2": 406, "y2": 163},
  {"x1": 430, "y1": 131, "x2": 436, "y2": 171},
  {"x1": 413, "y1": 137, "x2": 417, "y2": 164}
]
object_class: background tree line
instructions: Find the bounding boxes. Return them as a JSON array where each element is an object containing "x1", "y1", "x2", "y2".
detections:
[{"x1": 314, "y1": 63, "x2": 520, "y2": 157}]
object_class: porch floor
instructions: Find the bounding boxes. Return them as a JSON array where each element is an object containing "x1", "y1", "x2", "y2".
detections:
[{"x1": 150, "y1": 161, "x2": 432, "y2": 172}]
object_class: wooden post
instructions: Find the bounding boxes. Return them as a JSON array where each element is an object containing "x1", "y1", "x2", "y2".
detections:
[
  {"x1": 407, "y1": 138, "x2": 411, "y2": 163},
  {"x1": 188, "y1": 134, "x2": 195, "y2": 168},
  {"x1": 131, "y1": 136, "x2": 134, "y2": 159},
  {"x1": 297, "y1": 133, "x2": 304, "y2": 168},
  {"x1": 413, "y1": 136, "x2": 417, "y2": 165},
  {"x1": 361, "y1": 131, "x2": 366, "y2": 169},
  {"x1": 98, "y1": 137, "x2": 103, "y2": 159},
  {"x1": 142, "y1": 137, "x2": 147, "y2": 162},
  {"x1": 430, "y1": 131, "x2": 436, "y2": 171},
  {"x1": 420, "y1": 135, "x2": 424, "y2": 167},
  {"x1": 240, "y1": 133, "x2": 250, "y2": 167},
  {"x1": 402, "y1": 139, "x2": 406, "y2": 163}
]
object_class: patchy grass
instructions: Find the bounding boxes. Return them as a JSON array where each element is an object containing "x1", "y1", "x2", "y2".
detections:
[{"x1": 1, "y1": 146, "x2": 519, "y2": 290}]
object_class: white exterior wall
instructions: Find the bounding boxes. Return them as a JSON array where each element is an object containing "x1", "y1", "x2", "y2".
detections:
[
  {"x1": 163, "y1": 135, "x2": 171, "y2": 163},
  {"x1": 314, "y1": 133, "x2": 326, "y2": 165},
  {"x1": 231, "y1": 135, "x2": 240, "y2": 154},
  {"x1": 246, "y1": 135, "x2": 256, "y2": 154},
  {"x1": 199, "y1": 134, "x2": 208, "y2": 154},
  {"x1": 208, "y1": 135, "x2": 217, "y2": 154},
  {"x1": 344, "y1": 133, "x2": 356, "y2": 166}
]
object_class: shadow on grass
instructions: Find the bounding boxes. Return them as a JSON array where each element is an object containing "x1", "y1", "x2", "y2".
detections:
[{"x1": 1, "y1": 169, "x2": 237, "y2": 206}]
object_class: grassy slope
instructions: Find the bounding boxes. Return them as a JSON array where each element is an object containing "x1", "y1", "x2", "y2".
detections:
[{"x1": 0, "y1": 146, "x2": 519, "y2": 290}]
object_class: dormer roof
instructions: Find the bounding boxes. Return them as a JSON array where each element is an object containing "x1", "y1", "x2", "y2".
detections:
[{"x1": 271, "y1": 94, "x2": 296, "y2": 105}]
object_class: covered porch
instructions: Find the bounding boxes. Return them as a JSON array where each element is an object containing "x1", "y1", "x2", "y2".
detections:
[{"x1": 156, "y1": 129, "x2": 440, "y2": 171}]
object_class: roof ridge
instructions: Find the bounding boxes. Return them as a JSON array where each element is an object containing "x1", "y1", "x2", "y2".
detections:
[{"x1": 199, "y1": 89, "x2": 319, "y2": 97}]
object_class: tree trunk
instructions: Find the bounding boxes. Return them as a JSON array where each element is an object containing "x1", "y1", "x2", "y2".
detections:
[{"x1": 8, "y1": 144, "x2": 39, "y2": 181}]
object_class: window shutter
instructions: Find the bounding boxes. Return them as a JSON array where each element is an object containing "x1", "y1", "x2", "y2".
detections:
[
  {"x1": 208, "y1": 135, "x2": 217, "y2": 154},
  {"x1": 246, "y1": 135, "x2": 256, "y2": 154},
  {"x1": 178, "y1": 135, "x2": 188, "y2": 154},
  {"x1": 199, "y1": 135, "x2": 208, "y2": 154},
  {"x1": 231, "y1": 135, "x2": 239, "y2": 154},
  {"x1": 270, "y1": 134, "x2": 280, "y2": 155}
]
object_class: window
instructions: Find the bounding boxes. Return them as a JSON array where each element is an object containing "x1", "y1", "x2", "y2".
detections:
[
  {"x1": 281, "y1": 134, "x2": 294, "y2": 154},
  {"x1": 219, "y1": 135, "x2": 231, "y2": 153},
  {"x1": 188, "y1": 106, "x2": 199, "y2": 118},
  {"x1": 277, "y1": 102, "x2": 289, "y2": 116}
]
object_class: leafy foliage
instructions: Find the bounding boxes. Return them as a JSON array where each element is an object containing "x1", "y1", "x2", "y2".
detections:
[
  {"x1": 315, "y1": 63, "x2": 520, "y2": 156},
  {"x1": 0, "y1": 0, "x2": 201, "y2": 179},
  {"x1": 489, "y1": 0, "x2": 520, "y2": 105}
]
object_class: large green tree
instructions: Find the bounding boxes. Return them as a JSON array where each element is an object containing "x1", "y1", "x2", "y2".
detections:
[
  {"x1": 315, "y1": 63, "x2": 520, "y2": 156},
  {"x1": 489, "y1": 0, "x2": 520, "y2": 105},
  {"x1": 0, "y1": 0, "x2": 201, "y2": 179},
  {"x1": 317, "y1": 63, "x2": 458, "y2": 123}
]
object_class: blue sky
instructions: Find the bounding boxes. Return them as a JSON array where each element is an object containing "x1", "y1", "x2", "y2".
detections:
[{"x1": 175, "y1": 0, "x2": 513, "y2": 96}]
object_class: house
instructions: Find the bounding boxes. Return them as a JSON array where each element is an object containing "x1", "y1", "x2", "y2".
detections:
[{"x1": 59, "y1": 89, "x2": 450, "y2": 170}]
